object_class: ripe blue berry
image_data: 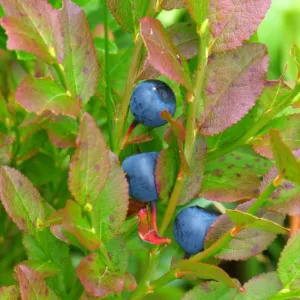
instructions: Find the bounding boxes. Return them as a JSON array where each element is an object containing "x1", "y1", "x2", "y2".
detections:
[
  {"x1": 122, "y1": 152, "x2": 159, "y2": 202},
  {"x1": 130, "y1": 80, "x2": 176, "y2": 127},
  {"x1": 173, "y1": 206, "x2": 218, "y2": 255}
]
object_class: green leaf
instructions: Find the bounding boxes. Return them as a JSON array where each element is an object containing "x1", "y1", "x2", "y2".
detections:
[
  {"x1": 183, "y1": 281, "x2": 238, "y2": 300},
  {"x1": 91, "y1": 153, "x2": 129, "y2": 243},
  {"x1": 94, "y1": 37, "x2": 118, "y2": 55},
  {"x1": 107, "y1": 0, "x2": 149, "y2": 33},
  {"x1": 140, "y1": 17, "x2": 193, "y2": 91},
  {"x1": 183, "y1": 0, "x2": 208, "y2": 25},
  {"x1": 15, "y1": 77, "x2": 80, "y2": 118},
  {"x1": 0, "y1": 0, "x2": 60, "y2": 62},
  {"x1": 0, "y1": 166, "x2": 45, "y2": 234},
  {"x1": 177, "y1": 260, "x2": 239, "y2": 289},
  {"x1": 205, "y1": 201, "x2": 285, "y2": 261},
  {"x1": 178, "y1": 135, "x2": 207, "y2": 205},
  {"x1": 17, "y1": 260, "x2": 60, "y2": 278},
  {"x1": 16, "y1": 50, "x2": 36, "y2": 61},
  {"x1": 155, "y1": 129, "x2": 180, "y2": 203},
  {"x1": 200, "y1": 44, "x2": 269, "y2": 136},
  {"x1": 291, "y1": 43, "x2": 300, "y2": 73},
  {"x1": 278, "y1": 231, "x2": 300, "y2": 290},
  {"x1": 62, "y1": 200, "x2": 100, "y2": 250},
  {"x1": 69, "y1": 112, "x2": 110, "y2": 206},
  {"x1": 226, "y1": 209, "x2": 289, "y2": 234},
  {"x1": 200, "y1": 160, "x2": 260, "y2": 203},
  {"x1": 76, "y1": 253, "x2": 124, "y2": 298},
  {"x1": 17, "y1": 265, "x2": 59, "y2": 300},
  {"x1": 59, "y1": 0, "x2": 100, "y2": 104},
  {"x1": 235, "y1": 272, "x2": 283, "y2": 300},
  {"x1": 270, "y1": 129, "x2": 300, "y2": 185},
  {"x1": 0, "y1": 286, "x2": 20, "y2": 300}
]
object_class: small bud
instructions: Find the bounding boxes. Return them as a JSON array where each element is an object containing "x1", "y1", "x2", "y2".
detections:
[{"x1": 84, "y1": 203, "x2": 93, "y2": 212}]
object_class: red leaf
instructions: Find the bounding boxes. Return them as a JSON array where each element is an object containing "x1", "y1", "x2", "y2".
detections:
[
  {"x1": 140, "y1": 17, "x2": 193, "y2": 91},
  {"x1": 138, "y1": 208, "x2": 171, "y2": 245},
  {"x1": 77, "y1": 253, "x2": 124, "y2": 298},
  {"x1": 0, "y1": 0, "x2": 60, "y2": 62},
  {"x1": 160, "y1": 0, "x2": 185, "y2": 10},
  {"x1": 17, "y1": 265, "x2": 59, "y2": 300},
  {"x1": 209, "y1": 0, "x2": 271, "y2": 53},
  {"x1": 200, "y1": 44, "x2": 269, "y2": 136}
]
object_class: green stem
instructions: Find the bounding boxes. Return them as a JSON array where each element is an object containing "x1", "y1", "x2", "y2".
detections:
[
  {"x1": 247, "y1": 180, "x2": 278, "y2": 215},
  {"x1": 114, "y1": 35, "x2": 143, "y2": 154},
  {"x1": 131, "y1": 250, "x2": 160, "y2": 300},
  {"x1": 185, "y1": 20, "x2": 209, "y2": 161},
  {"x1": 103, "y1": 0, "x2": 115, "y2": 151},
  {"x1": 53, "y1": 63, "x2": 68, "y2": 92},
  {"x1": 159, "y1": 174, "x2": 184, "y2": 235},
  {"x1": 150, "y1": 268, "x2": 177, "y2": 291},
  {"x1": 268, "y1": 288, "x2": 300, "y2": 300}
]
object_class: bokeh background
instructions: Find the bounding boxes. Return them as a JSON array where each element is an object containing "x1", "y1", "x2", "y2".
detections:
[{"x1": 0, "y1": 0, "x2": 299, "y2": 298}]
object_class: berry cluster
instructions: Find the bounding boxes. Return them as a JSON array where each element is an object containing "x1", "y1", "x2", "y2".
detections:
[{"x1": 122, "y1": 80, "x2": 218, "y2": 255}]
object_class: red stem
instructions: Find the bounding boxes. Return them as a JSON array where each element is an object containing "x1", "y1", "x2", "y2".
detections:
[
  {"x1": 121, "y1": 120, "x2": 138, "y2": 149},
  {"x1": 151, "y1": 200, "x2": 158, "y2": 232}
]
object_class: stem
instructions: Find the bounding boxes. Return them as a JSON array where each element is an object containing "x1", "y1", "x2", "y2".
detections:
[
  {"x1": 159, "y1": 172, "x2": 184, "y2": 235},
  {"x1": 268, "y1": 289, "x2": 300, "y2": 300},
  {"x1": 121, "y1": 120, "x2": 138, "y2": 149},
  {"x1": 103, "y1": 0, "x2": 115, "y2": 151},
  {"x1": 131, "y1": 250, "x2": 160, "y2": 300},
  {"x1": 159, "y1": 20, "x2": 210, "y2": 235},
  {"x1": 151, "y1": 200, "x2": 158, "y2": 231},
  {"x1": 185, "y1": 20, "x2": 209, "y2": 161},
  {"x1": 150, "y1": 268, "x2": 177, "y2": 291},
  {"x1": 114, "y1": 35, "x2": 143, "y2": 154},
  {"x1": 53, "y1": 63, "x2": 68, "y2": 92}
]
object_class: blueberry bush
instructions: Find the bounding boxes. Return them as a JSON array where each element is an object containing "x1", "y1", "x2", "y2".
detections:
[{"x1": 0, "y1": 0, "x2": 299, "y2": 299}]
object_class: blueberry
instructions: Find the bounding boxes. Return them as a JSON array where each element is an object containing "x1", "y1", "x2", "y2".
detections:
[
  {"x1": 130, "y1": 80, "x2": 176, "y2": 127},
  {"x1": 173, "y1": 206, "x2": 218, "y2": 255},
  {"x1": 122, "y1": 152, "x2": 159, "y2": 202}
]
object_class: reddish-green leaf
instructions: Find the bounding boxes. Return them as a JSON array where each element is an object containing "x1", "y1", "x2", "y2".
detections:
[
  {"x1": 0, "y1": 285, "x2": 20, "y2": 300},
  {"x1": 178, "y1": 135, "x2": 207, "y2": 205},
  {"x1": 200, "y1": 161, "x2": 260, "y2": 203},
  {"x1": 91, "y1": 152, "x2": 129, "y2": 243},
  {"x1": 59, "y1": 0, "x2": 100, "y2": 104},
  {"x1": 183, "y1": 281, "x2": 238, "y2": 300},
  {"x1": 15, "y1": 77, "x2": 80, "y2": 118},
  {"x1": 262, "y1": 166, "x2": 300, "y2": 216},
  {"x1": 183, "y1": 0, "x2": 208, "y2": 24},
  {"x1": 278, "y1": 231, "x2": 300, "y2": 290},
  {"x1": 138, "y1": 208, "x2": 171, "y2": 245},
  {"x1": 177, "y1": 260, "x2": 239, "y2": 289},
  {"x1": 160, "y1": 0, "x2": 185, "y2": 10},
  {"x1": 16, "y1": 260, "x2": 60, "y2": 278},
  {"x1": 76, "y1": 253, "x2": 124, "y2": 298},
  {"x1": 226, "y1": 209, "x2": 289, "y2": 234},
  {"x1": 69, "y1": 112, "x2": 110, "y2": 206},
  {"x1": 270, "y1": 129, "x2": 300, "y2": 185},
  {"x1": 138, "y1": 22, "x2": 198, "y2": 80},
  {"x1": 17, "y1": 265, "x2": 59, "y2": 300},
  {"x1": 205, "y1": 201, "x2": 284, "y2": 261},
  {"x1": 0, "y1": 166, "x2": 45, "y2": 234},
  {"x1": 0, "y1": 0, "x2": 60, "y2": 62},
  {"x1": 0, "y1": 133, "x2": 13, "y2": 148},
  {"x1": 123, "y1": 273, "x2": 137, "y2": 292},
  {"x1": 63, "y1": 200, "x2": 100, "y2": 251},
  {"x1": 200, "y1": 44, "x2": 268, "y2": 136},
  {"x1": 140, "y1": 17, "x2": 193, "y2": 91},
  {"x1": 209, "y1": 0, "x2": 271, "y2": 53}
]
